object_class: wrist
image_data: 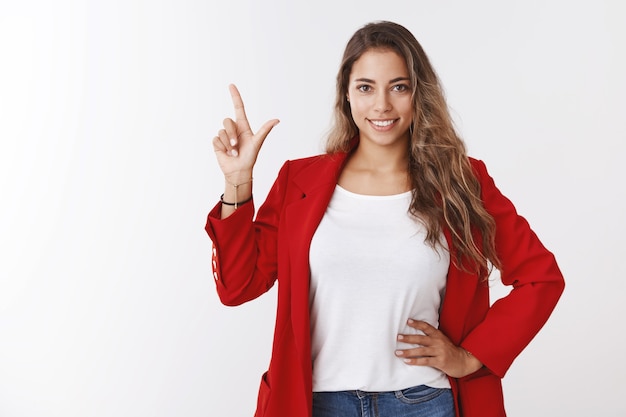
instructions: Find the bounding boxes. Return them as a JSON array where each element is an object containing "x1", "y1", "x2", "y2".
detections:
[
  {"x1": 220, "y1": 193, "x2": 252, "y2": 208},
  {"x1": 462, "y1": 348, "x2": 483, "y2": 375},
  {"x1": 224, "y1": 170, "x2": 253, "y2": 186},
  {"x1": 222, "y1": 175, "x2": 253, "y2": 212}
]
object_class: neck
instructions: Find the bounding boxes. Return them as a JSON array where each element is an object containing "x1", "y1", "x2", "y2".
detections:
[
  {"x1": 349, "y1": 140, "x2": 409, "y2": 174},
  {"x1": 338, "y1": 137, "x2": 411, "y2": 195}
]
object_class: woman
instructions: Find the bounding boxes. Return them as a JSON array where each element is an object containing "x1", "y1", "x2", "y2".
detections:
[{"x1": 207, "y1": 21, "x2": 564, "y2": 417}]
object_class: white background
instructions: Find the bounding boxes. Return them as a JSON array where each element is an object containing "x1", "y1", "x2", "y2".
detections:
[{"x1": 1, "y1": 0, "x2": 624, "y2": 416}]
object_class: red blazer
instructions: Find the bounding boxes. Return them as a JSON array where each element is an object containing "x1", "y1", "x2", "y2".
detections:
[{"x1": 206, "y1": 150, "x2": 564, "y2": 417}]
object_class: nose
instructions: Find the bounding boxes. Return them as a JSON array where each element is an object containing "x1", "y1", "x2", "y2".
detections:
[{"x1": 374, "y1": 90, "x2": 392, "y2": 113}]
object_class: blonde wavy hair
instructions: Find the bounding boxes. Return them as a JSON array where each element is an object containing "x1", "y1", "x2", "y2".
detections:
[{"x1": 326, "y1": 21, "x2": 501, "y2": 274}]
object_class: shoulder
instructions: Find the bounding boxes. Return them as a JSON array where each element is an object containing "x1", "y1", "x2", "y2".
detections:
[
  {"x1": 280, "y1": 152, "x2": 348, "y2": 175},
  {"x1": 468, "y1": 156, "x2": 488, "y2": 176},
  {"x1": 287, "y1": 152, "x2": 345, "y2": 167},
  {"x1": 286, "y1": 153, "x2": 326, "y2": 167},
  {"x1": 271, "y1": 152, "x2": 348, "y2": 192},
  {"x1": 467, "y1": 157, "x2": 495, "y2": 188}
]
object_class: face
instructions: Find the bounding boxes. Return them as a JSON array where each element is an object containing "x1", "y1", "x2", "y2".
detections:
[{"x1": 346, "y1": 48, "x2": 413, "y2": 149}]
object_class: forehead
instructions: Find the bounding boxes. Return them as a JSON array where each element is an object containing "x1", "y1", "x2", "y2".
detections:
[{"x1": 349, "y1": 48, "x2": 409, "y2": 81}]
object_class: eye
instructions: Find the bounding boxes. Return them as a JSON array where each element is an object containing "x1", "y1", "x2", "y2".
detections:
[
  {"x1": 392, "y1": 84, "x2": 410, "y2": 93},
  {"x1": 356, "y1": 84, "x2": 372, "y2": 93}
]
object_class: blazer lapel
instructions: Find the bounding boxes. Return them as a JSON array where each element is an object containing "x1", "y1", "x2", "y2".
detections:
[{"x1": 283, "y1": 153, "x2": 349, "y2": 373}]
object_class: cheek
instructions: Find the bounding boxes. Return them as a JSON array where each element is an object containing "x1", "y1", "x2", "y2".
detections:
[
  {"x1": 349, "y1": 107, "x2": 366, "y2": 126},
  {"x1": 348, "y1": 100, "x2": 368, "y2": 117},
  {"x1": 393, "y1": 97, "x2": 412, "y2": 112},
  {"x1": 400, "y1": 98, "x2": 414, "y2": 115}
]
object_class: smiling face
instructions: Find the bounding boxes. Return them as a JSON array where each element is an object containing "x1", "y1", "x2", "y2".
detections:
[{"x1": 346, "y1": 48, "x2": 413, "y2": 150}]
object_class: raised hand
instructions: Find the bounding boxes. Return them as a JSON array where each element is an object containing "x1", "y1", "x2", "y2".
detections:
[
  {"x1": 395, "y1": 319, "x2": 483, "y2": 378},
  {"x1": 212, "y1": 84, "x2": 279, "y2": 184}
]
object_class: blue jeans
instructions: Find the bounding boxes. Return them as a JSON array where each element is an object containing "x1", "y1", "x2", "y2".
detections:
[{"x1": 312, "y1": 385, "x2": 454, "y2": 417}]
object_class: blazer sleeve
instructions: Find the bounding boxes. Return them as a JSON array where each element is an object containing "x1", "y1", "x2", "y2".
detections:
[
  {"x1": 205, "y1": 161, "x2": 291, "y2": 306},
  {"x1": 460, "y1": 159, "x2": 565, "y2": 378}
]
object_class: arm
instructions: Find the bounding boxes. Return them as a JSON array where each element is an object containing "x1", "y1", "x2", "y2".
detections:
[
  {"x1": 206, "y1": 160, "x2": 292, "y2": 306},
  {"x1": 395, "y1": 159, "x2": 565, "y2": 378},
  {"x1": 459, "y1": 159, "x2": 565, "y2": 378},
  {"x1": 207, "y1": 84, "x2": 282, "y2": 306}
]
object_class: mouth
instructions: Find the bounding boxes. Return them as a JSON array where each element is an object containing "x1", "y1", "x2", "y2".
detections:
[{"x1": 368, "y1": 119, "x2": 398, "y2": 130}]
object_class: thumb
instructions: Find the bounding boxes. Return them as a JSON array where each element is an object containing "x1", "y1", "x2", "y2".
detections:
[{"x1": 254, "y1": 119, "x2": 280, "y2": 146}]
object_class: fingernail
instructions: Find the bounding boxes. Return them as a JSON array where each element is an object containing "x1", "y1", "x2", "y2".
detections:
[
  {"x1": 407, "y1": 319, "x2": 414, "y2": 324},
  {"x1": 395, "y1": 350, "x2": 403, "y2": 356},
  {"x1": 403, "y1": 359, "x2": 412, "y2": 364},
  {"x1": 230, "y1": 149, "x2": 238, "y2": 157},
  {"x1": 229, "y1": 138, "x2": 237, "y2": 146},
  {"x1": 397, "y1": 335, "x2": 404, "y2": 341}
]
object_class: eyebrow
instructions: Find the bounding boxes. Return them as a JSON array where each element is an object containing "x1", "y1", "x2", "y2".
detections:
[{"x1": 354, "y1": 77, "x2": 411, "y2": 84}]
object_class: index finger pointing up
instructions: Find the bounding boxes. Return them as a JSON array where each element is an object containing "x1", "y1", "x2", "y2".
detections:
[{"x1": 228, "y1": 84, "x2": 250, "y2": 127}]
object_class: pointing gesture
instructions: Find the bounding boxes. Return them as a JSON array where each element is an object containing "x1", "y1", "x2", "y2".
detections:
[{"x1": 212, "y1": 84, "x2": 280, "y2": 182}]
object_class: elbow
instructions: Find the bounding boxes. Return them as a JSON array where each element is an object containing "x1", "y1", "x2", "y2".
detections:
[
  {"x1": 216, "y1": 286, "x2": 254, "y2": 307},
  {"x1": 214, "y1": 275, "x2": 274, "y2": 307}
]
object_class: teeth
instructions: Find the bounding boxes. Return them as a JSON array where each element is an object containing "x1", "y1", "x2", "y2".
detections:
[{"x1": 371, "y1": 120, "x2": 395, "y2": 127}]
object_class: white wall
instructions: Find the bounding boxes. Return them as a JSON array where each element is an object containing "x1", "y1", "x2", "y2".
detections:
[{"x1": 1, "y1": 0, "x2": 624, "y2": 415}]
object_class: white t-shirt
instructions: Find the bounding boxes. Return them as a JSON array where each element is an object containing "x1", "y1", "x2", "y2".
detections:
[{"x1": 309, "y1": 185, "x2": 451, "y2": 391}]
